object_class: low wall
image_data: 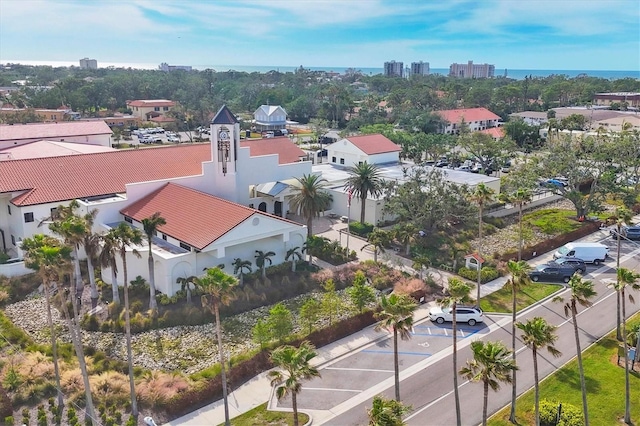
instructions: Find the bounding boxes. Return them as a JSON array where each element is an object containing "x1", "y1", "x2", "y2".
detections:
[
  {"x1": 486, "y1": 193, "x2": 564, "y2": 218},
  {"x1": 0, "y1": 260, "x2": 31, "y2": 277}
]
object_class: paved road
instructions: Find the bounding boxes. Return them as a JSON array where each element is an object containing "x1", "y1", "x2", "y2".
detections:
[{"x1": 273, "y1": 234, "x2": 640, "y2": 425}]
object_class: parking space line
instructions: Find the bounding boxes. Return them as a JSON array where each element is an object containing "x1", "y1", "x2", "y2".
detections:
[
  {"x1": 362, "y1": 350, "x2": 432, "y2": 356},
  {"x1": 325, "y1": 367, "x2": 394, "y2": 373},
  {"x1": 303, "y1": 387, "x2": 362, "y2": 393}
]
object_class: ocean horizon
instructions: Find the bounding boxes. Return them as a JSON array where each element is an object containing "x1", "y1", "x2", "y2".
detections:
[{"x1": 2, "y1": 59, "x2": 639, "y2": 80}]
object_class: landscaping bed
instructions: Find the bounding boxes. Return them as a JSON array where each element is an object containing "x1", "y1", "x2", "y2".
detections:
[{"x1": 479, "y1": 282, "x2": 562, "y2": 313}]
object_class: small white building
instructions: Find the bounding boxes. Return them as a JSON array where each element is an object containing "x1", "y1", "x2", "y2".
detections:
[
  {"x1": 253, "y1": 105, "x2": 287, "y2": 132},
  {"x1": 326, "y1": 134, "x2": 401, "y2": 168},
  {"x1": 0, "y1": 121, "x2": 113, "y2": 149}
]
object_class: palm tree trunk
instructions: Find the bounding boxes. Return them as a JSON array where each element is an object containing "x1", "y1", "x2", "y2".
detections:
[
  {"x1": 452, "y1": 305, "x2": 461, "y2": 426},
  {"x1": 87, "y1": 255, "x2": 98, "y2": 308},
  {"x1": 477, "y1": 207, "x2": 483, "y2": 305},
  {"x1": 43, "y1": 279, "x2": 63, "y2": 407},
  {"x1": 73, "y1": 246, "x2": 83, "y2": 306},
  {"x1": 572, "y1": 304, "x2": 589, "y2": 426},
  {"x1": 509, "y1": 285, "x2": 517, "y2": 423},
  {"x1": 292, "y1": 392, "x2": 299, "y2": 426},
  {"x1": 186, "y1": 285, "x2": 192, "y2": 304},
  {"x1": 111, "y1": 266, "x2": 120, "y2": 305},
  {"x1": 533, "y1": 347, "x2": 540, "y2": 426},
  {"x1": 292, "y1": 259, "x2": 296, "y2": 273},
  {"x1": 393, "y1": 327, "x2": 400, "y2": 401},
  {"x1": 517, "y1": 204, "x2": 523, "y2": 261},
  {"x1": 616, "y1": 231, "x2": 622, "y2": 341},
  {"x1": 622, "y1": 289, "x2": 631, "y2": 425},
  {"x1": 148, "y1": 251, "x2": 158, "y2": 311},
  {"x1": 483, "y1": 381, "x2": 489, "y2": 426},
  {"x1": 307, "y1": 216, "x2": 313, "y2": 239},
  {"x1": 360, "y1": 195, "x2": 366, "y2": 224},
  {"x1": 215, "y1": 303, "x2": 231, "y2": 426},
  {"x1": 122, "y1": 255, "x2": 138, "y2": 418}
]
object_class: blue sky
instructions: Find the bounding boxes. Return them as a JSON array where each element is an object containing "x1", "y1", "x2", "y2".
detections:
[{"x1": 1, "y1": 0, "x2": 638, "y2": 71}]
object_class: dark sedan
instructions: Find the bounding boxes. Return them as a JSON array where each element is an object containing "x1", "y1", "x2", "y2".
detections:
[
  {"x1": 529, "y1": 264, "x2": 576, "y2": 283},
  {"x1": 549, "y1": 257, "x2": 587, "y2": 274}
]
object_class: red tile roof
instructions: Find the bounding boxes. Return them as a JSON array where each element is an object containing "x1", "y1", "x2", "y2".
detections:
[
  {"x1": 120, "y1": 183, "x2": 296, "y2": 250},
  {"x1": 127, "y1": 99, "x2": 175, "y2": 107},
  {"x1": 149, "y1": 115, "x2": 175, "y2": 123},
  {"x1": 479, "y1": 127, "x2": 505, "y2": 138},
  {"x1": 0, "y1": 121, "x2": 113, "y2": 142},
  {"x1": 240, "y1": 137, "x2": 307, "y2": 164},
  {"x1": 346, "y1": 134, "x2": 401, "y2": 155},
  {"x1": 0, "y1": 144, "x2": 211, "y2": 206},
  {"x1": 436, "y1": 108, "x2": 501, "y2": 124}
]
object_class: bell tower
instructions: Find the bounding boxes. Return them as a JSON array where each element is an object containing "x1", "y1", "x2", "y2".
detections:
[{"x1": 210, "y1": 105, "x2": 239, "y2": 201}]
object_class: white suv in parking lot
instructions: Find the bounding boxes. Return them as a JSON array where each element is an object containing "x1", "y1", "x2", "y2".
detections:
[{"x1": 428, "y1": 306, "x2": 484, "y2": 326}]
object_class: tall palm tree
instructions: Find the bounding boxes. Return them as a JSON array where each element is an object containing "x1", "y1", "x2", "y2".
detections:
[
  {"x1": 141, "y1": 212, "x2": 166, "y2": 312},
  {"x1": 612, "y1": 207, "x2": 633, "y2": 341},
  {"x1": 367, "y1": 395, "x2": 411, "y2": 426},
  {"x1": 290, "y1": 174, "x2": 333, "y2": 238},
  {"x1": 110, "y1": 222, "x2": 144, "y2": 418},
  {"x1": 392, "y1": 223, "x2": 417, "y2": 256},
  {"x1": 375, "y1": 293, "x2": 417, "y2": 401},
  {"x1": 194, "y1": 267, "x2": 238, "y2": 426},
  {"x1": 516, "y1": 317, "x2": 561, "y2": 426},
  {"x1": 439, "y1": 278, "x2": 472, "y2": 426},
  {"x1": 285, "y1": 247, "x2": 303, "y2": 272},
  {"x1": 268, "y1": 341, "x2": 321, "y2": 426},
  {"x1": 22, "y1": 235, "x2": 72, "y2": 408},
  {"x1": 460, "y1": 340, "x2": 518, "y2": 426},
  {"x1": 362, "y1": 228, "x2": 390, "y2": 263},
  {"x1": 255, "y1": 250, "x2": 275, "y2": 279},
  {"x1": 176, "y1": 275, "x2": 196, "y2": 304},
  {"x1": 231, "y1": 258, "x2": 252, "y2": 285},
  {"x1": 98, "y1": 231, "x2": 121, "y2": 305},
  {"x1": 469, "y1": 183, "x2": 495, "y2": 305},
  {"x1": 499, "y1": 189, "x2": 532, "y2": 261},
  {"x1": 81, "y1": 209, "x2": 100, "y2": 308},
  {"x1": 344, "y1": 161, "x2": 384, "y2": 223},
  {"x1": 608, "y1": 267, "x2": 640, "y2": 425},
  {"x1": 554, "y1": 274, "x2": 597, "y2": 426},
  {"x1": 505, "y1": 259, "x2": 531, "y2": 423}
]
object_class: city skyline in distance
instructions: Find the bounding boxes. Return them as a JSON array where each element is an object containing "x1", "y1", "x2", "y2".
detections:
[{"x1": 1, "y1": 0, "x2": 638, "y2": 72}]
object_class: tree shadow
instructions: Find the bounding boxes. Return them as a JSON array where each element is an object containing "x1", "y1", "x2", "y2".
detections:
[{"x1": 553, "y1": 367, "x2": 601, "y2": 393}]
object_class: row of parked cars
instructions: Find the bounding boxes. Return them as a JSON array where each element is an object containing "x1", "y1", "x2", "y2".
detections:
[{"x1": 431, "y1": 156, "x2": 511, "y2": 175}]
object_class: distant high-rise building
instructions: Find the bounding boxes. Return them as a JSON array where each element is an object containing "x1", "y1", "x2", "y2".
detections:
[
  {"x1": 449, "y1": 61, "x2": 495, "y2": 78},
  {"x1": 411, "y1": 61, "x2": 430, "y2": 76},
  {"x1": 384, "y1": 60, "x2": 403, "y2": 77},
  {"x1": 79, "y1": 58, "x2": 97, "y2": 70},
  {"x1": 159, "y1": 62, "x2": 193, "y2": 72}
]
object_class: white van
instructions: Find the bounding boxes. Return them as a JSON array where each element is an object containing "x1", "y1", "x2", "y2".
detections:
[{"x1": 553, "y1": 242, "x2": 609, "y2": 265}]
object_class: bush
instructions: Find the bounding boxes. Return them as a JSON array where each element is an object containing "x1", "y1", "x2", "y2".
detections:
[
  {"x1": 80, "y1": 314, "x2": 100, "y2": 331},
  {"x1": 457, "y1": 266, "x2": 500, "y2": 283},
  {"x1": 349, "y1": 221, "x2": 374, "y2": 237},
  {"x1": 0, "y1": 383, "x2": 12, "y2": 420},
  {"x1": 539, "y1": 399, "x2": 583, "y2": 426},
  {"x1": 4, "y1": 416, "x2": 14, "y2": 425}
]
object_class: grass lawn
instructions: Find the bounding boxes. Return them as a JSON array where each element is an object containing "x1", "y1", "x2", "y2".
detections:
[
  {"x1": 489, "y1": 315, "x2": 640, "y2": 425},
  {"x1": 220, "y1": 403, "x2": 310, "y2": 426},
  {"x1": 523, "y1": 208, "x2": 582, "y2": 235},
  {"x1": 480, "y1": 282, "x2": 562, "y2": 313}
]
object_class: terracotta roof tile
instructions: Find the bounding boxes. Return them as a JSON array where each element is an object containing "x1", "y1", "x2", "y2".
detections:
[
  {"x1": 0, "y1": 144, "x2": 211, "y2": 206},
  {"x1": 436, "y1": 108, "x2": 501, "y2": 124},
  {"x1": 240, "y1": 137, "x2": 307, "y2": 164},
  {"x1": 126, "y1": 99, "x2": 175, "y2": 107},
  {"x1": 346, "y1": 134, "x2": 401, "y2": 155},
  {"x1": 0, "y1": 121, "x2": 112, "y2": 142},
  {"x1": 479, "y1": 127, "x2": 505, "y2": 138}
]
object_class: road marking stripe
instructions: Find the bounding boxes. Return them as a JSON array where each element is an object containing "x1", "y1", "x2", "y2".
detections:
[
  {"x1": 361, "y1": 350, "x2": 432, "y2": 356},
  {"x1": 303, "y1": 387, "x2": 362, "y2": 392},
  {"x1": 324, "y1": 367, "x2": 393, "y2": 373}
]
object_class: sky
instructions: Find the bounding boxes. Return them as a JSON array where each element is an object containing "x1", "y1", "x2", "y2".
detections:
[{"x1": 1, "y1": 0, "x2": 639, "y2": 71}]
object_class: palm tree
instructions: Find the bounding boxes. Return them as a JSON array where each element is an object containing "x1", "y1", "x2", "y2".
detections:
[
  {"x1": 176, "y1": 275, "x2": 196, "y2": 304},
  {"x1": 289, "y1": 174, "x2": 333, "y2": 238},
  {"x1": 375, "y1": 293, "x2": 417, "y2": 401},
  {"x1": 505, "y1": 259, "x2": 531, "y2": 423},
  {"x1": 344, "y1": 161, "x2": 384, "y2": 223},
  {"x1": 612, "y1": 207, "x2": 633, "y2": 341},
  {"x1": 460, "y1": 340, "x2": 518, "y2": 426},
  {"x1": 367, "y1": 395, "x2": 411, "y2": 426},
  {"x1": 554, "y1": 274, "x2": 597, "y2": 426},
  {"x1": 516, "y1": 317, "x2": 561, "y2": 426},
  {"x1": 231, "y1": 258, "x2": 252, "y2": 285},
  {"x1": 81, "y1": 209, "x2": 100, "y2": 308},
  {"x1": 22, "y1": 235, "x2": 72, "y2": 408},
  {"x1": 499, "y1": 189, "x2": 532, "y2": 261},
  {"x1": 98, "y1": 231, "x2": 121, "y2": 305},
  {"x1": 469, "y1": 183, "x2": 495, "y2": 305},
  {"x1": 141, "y1": 212, "x2": 166, "y2": 312},
  {"x1": 362, "y1": 228, "x2": 390, "y2": 263},
  {"x1": 255, "y1": 250, "x2": 275, "y2": 279},
  {"x1": 286, "y1": 247, "x2": 303, "y2": 272},
  {"x1": 268, "y1": 341, "x2": 321, "y2": 426},
  {"x1": 392, "y1": 223, "x2": 417, "y2": 256},
  {"x1": 194, "y1": 267, "x2": 238, "y2": 426},
  {"x1": 608, "y1": 267, "x2": 640, "y2": 425},
  {"x1": 110, "y1": 222, "x2": 144, "y2": 418},
  {"x1": 439, "y1": 278, "x2": 472, "y2": 426}
]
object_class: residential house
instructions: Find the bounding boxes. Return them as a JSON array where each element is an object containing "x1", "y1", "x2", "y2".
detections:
[
  {"x1": 436, "y1": 108, "x2": 501, "y2": 134},
  {"x1": 127, "y1": 99, "x2": 176, "y2": 122},
  {"x1": 253, "y1": 105, "x2": 288, "y2": 132},
  {"x1": 509, "y1": 111, "x2": 548, "y2": 126}
]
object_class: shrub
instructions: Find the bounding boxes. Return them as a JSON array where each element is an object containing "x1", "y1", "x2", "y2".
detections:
[
  {"x1": 0, "y1": 383, "x2": 12, "y2": 420},
  {"x1": 349, "y1": 221, "x2": 374, "y2": 237},
  {"x1": 4, "y1": 416, "x2": 14, "y2": 425},
  {"x1": 457, "y1": 266, "x2": 500, "y2": 283},
  {"x1": 81, "y1": 314, "x2": 100, "y2": 331},
  {"x1": 539, "y1": 399, "x2": 583, "y2": 426},
  {"x1": 137, "y1": 372, "x2": 190, "y2": 408}
]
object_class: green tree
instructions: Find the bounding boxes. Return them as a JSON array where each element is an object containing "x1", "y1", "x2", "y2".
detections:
[
  {"x1": 255, "y1": 250, "x2": 275, "y2": 279},
  {"x1": 611, "y1": 207, "x2": 634, "y2": 341},
  {"x1": 344, "y1": 162, "x2": 384, "y2": 224},
  {"x1": 176, "y1": 275, "x2": 196, "y2": 304},
  {"x1": 81, "y1": 209, "x2": 101, "y2": 308},
  {"x1": 503, "y1": 118, "x2": 540, "y2": 150},
  {"x1": 554, "y1": 274, "x2": 597, "y2": 426},
  {"x1": 141, "y1": 212, "x2": 166, "y2": 312},
  {"x1": 98, "y1": 231, "x2": 121, "y2": 304},
  {"x1": 321, "y1": 279, "x2": 342, "y2": 326},
  {"x1": 516, "y1": 317, "x2": 561, "y2": 426},
  {"x1": 252, "y1": 319, "x2": 271, "y2": 349},
  {"x1": 608, "y1": 268, "x2": 640, "y2": 425},
  {"x1": 290, "y1": 174, "x2": 333, "y2": 238},
  {"x1": 457, "y1": 131, "x2": 515, "y2": 172},
  {"x1": 286, "y1": 247, "x2": 303, "y2": 272},
  {"x1": 367, "y1": 395, "x2": 411, "y2": 426},
  {"x1": 231, "y1": 258, "x2": 252, "y2": 285},
  {"x1": 194, "y1": 267, "x2": 238, "y2": 426},
  {"x1": 268, "y1": 342, "x2": 321, "y2": 426},
  {"x1": 392, "y1": 223, "x2": 417, "y2": 256},
  {"x1": 498, "y1": 189, "x2": 532, "y2": 261},
  {"x1": 439, "y1": 278, "x2": 472, "y2": 426},
  {"x1": 109, "y1": 222, "x2": 143, "y2": 418},
  {"x1": 347, "y1": 270, "x2": 376, "y2": 313},
  {"x1": 460, "y1": 340, "x2": 518, "y2": 426},
  {"x1": 299, "y1": 297, "x2": 322, "y2": 334},
  {"x1": 375, "y1": 293, "x2": 417, "y2": 401},
  {"x1": 267, "y1": 303, "x2": 294, "y2": 343},
  {"x1": 469, "y1": 183, "x2": 495, "y2": 304},
  {"x1": 362, "y1": 228, "x2": 391, "y2": 263}
]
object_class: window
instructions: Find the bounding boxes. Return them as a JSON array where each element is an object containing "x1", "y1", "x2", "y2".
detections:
[
  {"x1": 7, "y1": 205, "x2": 11, "y2": 215},
  {"x1": 11, "y1": 235, "x2": 15, "y2": 246},
  {"x1": 332, "y1": 156, "x2": 336, "y2": 163},
  {"x1": 162, "y1": 234, "x2": 167, "y2": 241},
  {"x1": 179, "y1": 242, "x2": 191, "y2": 251},
  {"x1": 154, "y1": 107, "x2": 160, "y2": 111},
  {"x1": 124, "y1": 216, "x2": 133, "y2": 224},
  {"x1": 50, "y1": 207, "x2": 59, "y2": 220},
  {"x1": 24, "y1": 212, "x2": 34, "y2": 223},
  {"x1": 359, "y1": 161, "x2": 363, "y2": 165},
  {"x1": 163, "y1": 106, "x2": 169, "y2": 111},
  {"x1": 340, "y1": 158, "x2": 345, "y2": 165}
]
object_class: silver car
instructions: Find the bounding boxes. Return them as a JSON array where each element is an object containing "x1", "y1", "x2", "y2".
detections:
[{"x1": 428, "y1": 306, "x2": 484, "y2": 326}]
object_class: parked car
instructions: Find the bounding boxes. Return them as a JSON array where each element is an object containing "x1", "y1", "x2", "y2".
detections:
[
  {"x1": 435, "y1": 159, "x2": 448, "y2": 167},
  {"x1": 529, "y1": 264, "x2": 576, "y2": 283},
  {"x1": 540, "y1": 178, "x2": 568, "y2": 188},
  {"x1": 553, "y1": 242, "x2": 609, "y2": 265},
  {"x1": 167, "y1": 135, "x2": 180, "y2": 143},
  {"x1": 549, "y1": 257, "x2": 587, "y2": 274},
  {"x1": 610, "y1": 225, "x2": 640, "y2": 240},
  {"x1": 428, "y1": 306, "x2": 484, "y2": 326}
]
